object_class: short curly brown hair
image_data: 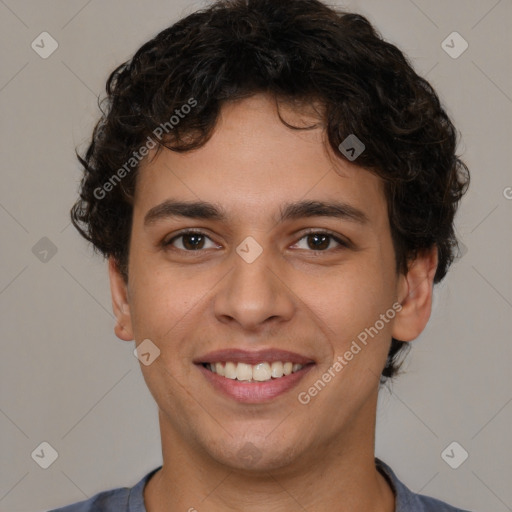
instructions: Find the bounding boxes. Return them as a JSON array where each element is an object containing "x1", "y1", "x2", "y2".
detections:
[{"x1": 71, "y1": 0, "x2": 469, "y2": 381}]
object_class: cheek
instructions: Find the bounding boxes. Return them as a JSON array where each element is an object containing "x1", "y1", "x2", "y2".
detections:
[
  {"x1": 128, "y1": 262, "x2": 199, "y2": 343},
  {"x1": 127, "y1": 261, "x2": 228, "y2": 379},
  {"x1": 315, "y1": 256, "x2": 397, "y2": 356}
]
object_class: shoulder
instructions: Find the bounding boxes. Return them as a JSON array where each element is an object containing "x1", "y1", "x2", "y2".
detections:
[
  {"x1": 406, "y1": 491, "x2": 474, "y2": 512},
  {"x1": 46, "y1": 487, "x2": 130, "y2": 512},
  {"x1": 375, "y1": 458, "x2": 474, "y2": 512},
  {"x1": 47, "y1": 466, "x2": 161, "y2": 512}
]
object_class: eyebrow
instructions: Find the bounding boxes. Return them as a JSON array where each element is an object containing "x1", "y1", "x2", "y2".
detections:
[{"x1": 143, "y1": 199, "x2": 369, "y2": 226}]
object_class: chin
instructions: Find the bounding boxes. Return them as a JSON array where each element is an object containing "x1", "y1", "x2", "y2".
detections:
[{"x1": 205, "y1": 436, "x2": 305, "y2": 473}]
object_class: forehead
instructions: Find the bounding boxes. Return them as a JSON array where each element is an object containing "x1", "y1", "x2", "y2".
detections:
[{"x1": 134, "y1": 94, "x2": 386, "y2": 225}]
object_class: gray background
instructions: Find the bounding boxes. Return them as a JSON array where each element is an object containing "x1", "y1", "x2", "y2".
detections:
[{"x1": 0, "y1": 0, "x2": 511, "y2": 511}]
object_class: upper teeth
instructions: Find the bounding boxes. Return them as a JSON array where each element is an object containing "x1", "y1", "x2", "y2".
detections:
[{"x1": 206, "y1": 361, "x2": 304, "y2": 382}]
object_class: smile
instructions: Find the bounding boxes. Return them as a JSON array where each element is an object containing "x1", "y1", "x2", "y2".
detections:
[
  {"x1": 202, "y1": 361, "x2": 304, "y2": 382},
  {"x1": 195, "y1": 348, "x2": 315, "y2": 402}
]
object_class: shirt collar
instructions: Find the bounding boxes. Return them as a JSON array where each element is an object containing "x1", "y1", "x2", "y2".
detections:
[{"x1": 130, "y1": 459, "x2": 414, "y2": 512}]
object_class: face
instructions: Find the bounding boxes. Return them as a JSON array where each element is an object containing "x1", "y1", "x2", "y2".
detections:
[{"x1": 110, "y1": 94, "x2": 436, "y2": 473}]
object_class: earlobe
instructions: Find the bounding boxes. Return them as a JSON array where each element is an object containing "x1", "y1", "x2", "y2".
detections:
[
  {"x1": 392, "y1": 246, "x2": 438, "y2": 342},
  {"x1": 108, "y1": 257, "x2": 134, "y2": 342}
]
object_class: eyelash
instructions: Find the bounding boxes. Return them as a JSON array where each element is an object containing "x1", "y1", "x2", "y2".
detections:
[{"x1": 162, "y1": 229, "x2": 350, "y2": 253}]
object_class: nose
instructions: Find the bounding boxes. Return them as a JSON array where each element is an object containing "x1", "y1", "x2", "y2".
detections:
[{"x1": 213, "y1": 243, "x2": 295, "y2": 332}]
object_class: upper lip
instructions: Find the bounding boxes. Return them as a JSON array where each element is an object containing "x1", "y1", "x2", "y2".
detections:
[{"x1": 194, "y1": 349, "x2": 315, "y2": 366}]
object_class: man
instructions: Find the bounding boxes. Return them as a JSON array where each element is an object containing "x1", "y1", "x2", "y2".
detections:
[{"x1": 51, "y1": 0, "x2": 472, "y2": 510}]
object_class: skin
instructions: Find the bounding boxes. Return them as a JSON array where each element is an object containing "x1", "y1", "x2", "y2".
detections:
[{"x1": 109, "y1": 93, "x2": 438, "y2": 511}]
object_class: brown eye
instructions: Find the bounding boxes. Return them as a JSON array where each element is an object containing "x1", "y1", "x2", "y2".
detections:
[
  {"x1": 180, "y1": 233, "x2": 206, "y2": 250},
  {"x1": 306, "y1": 233, "x2": 330, "y2": 250},
  {"x1": 163, "y1": 231, "x2": 218, "y2": 251},
  {"x1": 292, "y1": 231, "x2": 349, "y2": 252}
]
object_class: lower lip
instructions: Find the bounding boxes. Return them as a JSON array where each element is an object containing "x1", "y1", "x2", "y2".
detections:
[{"x1": 197, "y1": 364, "x2": 314, "y2": 403}]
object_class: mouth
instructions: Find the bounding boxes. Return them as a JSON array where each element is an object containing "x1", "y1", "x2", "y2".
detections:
[
  {"x1": 201, "y1": 360, "x2": 306, "y2": 382},
  {"x1": 194, "y1": 349, "x2": 315, "y2": 403}
]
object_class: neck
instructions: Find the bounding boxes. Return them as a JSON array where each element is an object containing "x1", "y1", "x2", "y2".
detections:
[{"x1": 144, "y1": 401, "x2": 395, "y2": 512}]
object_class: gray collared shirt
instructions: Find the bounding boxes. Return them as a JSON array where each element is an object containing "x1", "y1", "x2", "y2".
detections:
[{"x1": 48, "y1": 458, "x2": 474, "y2": 511}]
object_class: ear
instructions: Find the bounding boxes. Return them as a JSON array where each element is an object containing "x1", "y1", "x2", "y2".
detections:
[
  {"x1": 108, "y1": 257, "x2": 134, "y2": 342},
  {"x1": 392, "y1": 246, "x2": 438, "y2": 342}
]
